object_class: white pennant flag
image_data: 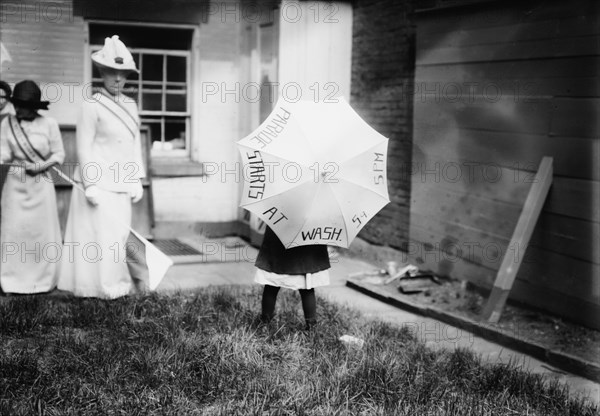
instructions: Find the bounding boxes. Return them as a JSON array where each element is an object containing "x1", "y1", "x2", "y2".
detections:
[
  {"x1": 1, "y1": 42, "x2": 12, "y2": 66},
  {"x1": 52, "y1": 167, "x2": 173, "y2": 290}
]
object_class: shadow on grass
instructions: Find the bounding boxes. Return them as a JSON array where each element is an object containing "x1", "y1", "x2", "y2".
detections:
[{"x1": 0, "y1": 286, "x2": 597, "y2": 415}]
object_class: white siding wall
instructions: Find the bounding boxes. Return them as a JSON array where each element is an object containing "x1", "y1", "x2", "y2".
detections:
[
  {"x1": 154, "y1": 6, "x2": 244, "y2": 225},
  {"x1": 0, "y1": 0, "x2": 86, "y2": 125},
  {"x1": 156, "y1": 0, "x2": 354, "y2": 228},
  {"x1": 154, "y1": 59, "x2": 242, "y2": 223},
  {"x1": 278, "y1": 1, "x2": 353, "y2": 101},
  {"x1": 0, "y1": 0, "x2": 355, "y2": 232}
]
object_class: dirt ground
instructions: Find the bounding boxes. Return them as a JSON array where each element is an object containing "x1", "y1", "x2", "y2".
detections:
[{"x1": 360, "y1": 274, "x2": 600, "y2": 366}]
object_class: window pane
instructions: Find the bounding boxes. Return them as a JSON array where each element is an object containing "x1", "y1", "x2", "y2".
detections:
[
  {"x1": 167, "y1": 56, "x2": 186, "y2": 82},
  {"x1": 166, "y1": 92, "x2": 187, "y2": 112},
  {"x1": 142, "y1": 91, "x2": 162, "y2": 111},
  {"x1": 92, "y1": 64, "x2": 101, "y2": 80},
  {"x1": 142, "y1": 54, "x2": 163, "y2": 81},
  {"x1": 129, "y1": 53, "x2": 140, "y2": 82},
  {"x1": 123, "y1": 82, "x2": 139, "y2": 100},
  {"x1": 165, "y1": 118, "x2": 186, "y2": 149},
  {"x1": 142, "y1": 118, "x2": 162, "y2": 145},
  {"x1": 123, "y1": 90, "x2": 139, "y2": 101}
]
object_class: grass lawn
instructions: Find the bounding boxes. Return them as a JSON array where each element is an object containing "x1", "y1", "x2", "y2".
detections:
[{"x1": 0, "y1": 286, "x2": 597, "y2": 415}]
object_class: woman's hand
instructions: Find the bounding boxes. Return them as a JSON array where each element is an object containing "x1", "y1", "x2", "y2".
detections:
[
  {"x1": 130, "y1": 180, "x2": 143, "y2": 203},
  {"x1": 85, "y1": 185, "x2": 100, "y2": 206},
  {"x1": 23, "y1": 161, "x2": 46, "y2": 174},
  {"x1": 23, "y1": 158, "x2": 60, "y2": 175}
]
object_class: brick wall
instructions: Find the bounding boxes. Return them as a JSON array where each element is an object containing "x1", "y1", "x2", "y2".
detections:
[{"x1": 350, "y1": 0, "x2": 416, "y2": 250}]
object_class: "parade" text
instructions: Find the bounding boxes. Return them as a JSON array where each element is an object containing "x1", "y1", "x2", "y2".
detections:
[{"x1": 249, "y1": 106, "x2": 291, "y2": 149}]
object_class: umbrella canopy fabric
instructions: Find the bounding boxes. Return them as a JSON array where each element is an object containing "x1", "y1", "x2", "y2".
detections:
[{"x1": 237, "y1": 97, "x2": 389, "y2": 249}]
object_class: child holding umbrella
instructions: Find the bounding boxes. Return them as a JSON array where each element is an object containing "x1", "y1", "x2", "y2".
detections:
[{"x1": 254, "y1": 225, "x2": 331, "y2": 330}]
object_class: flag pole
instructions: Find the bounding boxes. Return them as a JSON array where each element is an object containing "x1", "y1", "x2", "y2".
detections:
[
  {"x1": 49, "y1": 166, "x2": 173, "y2": 290},
  {"x1": 50, "y1": 166, "x2": 163, "y2": 249},
  {"x1": 1, "y1": 163, "x2": 172, "y2": 289}
]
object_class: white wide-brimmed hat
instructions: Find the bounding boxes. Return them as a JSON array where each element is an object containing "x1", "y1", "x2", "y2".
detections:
[{"x1": 91, "y1": 35, "x2": 138, "y2": 73}]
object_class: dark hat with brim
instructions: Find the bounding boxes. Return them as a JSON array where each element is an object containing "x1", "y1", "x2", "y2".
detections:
[{"x1": 10, "y1": 80, "x2": 49, "y2": 110}]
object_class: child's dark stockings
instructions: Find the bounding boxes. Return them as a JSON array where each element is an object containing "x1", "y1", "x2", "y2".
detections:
[{"x1": 261, "y1": 285, "x2": 317, "y2": 329}]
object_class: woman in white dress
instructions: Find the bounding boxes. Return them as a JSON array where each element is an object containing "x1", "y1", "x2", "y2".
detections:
[
  {"x1": 0, "y1": 80, "x2": 65, "y2": 294},
  {"x1": 58, "y1": 36, "x2": 146, "y2": 298}
]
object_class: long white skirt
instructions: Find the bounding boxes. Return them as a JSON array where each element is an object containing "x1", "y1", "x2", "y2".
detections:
[
  {"x1": 1, "y1": 169, "x2": 61, "y2": 293},
  {"x1": 254, "y1": 268, "x2": 330, "y2": 290},
  {"x1": 58, "y1": 188, "x2": 133, "y2": 298}
]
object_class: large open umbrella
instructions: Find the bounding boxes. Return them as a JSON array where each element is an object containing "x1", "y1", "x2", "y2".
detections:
[{"x1": 237, "y1": 97, "x2": 389, "y2": 248}]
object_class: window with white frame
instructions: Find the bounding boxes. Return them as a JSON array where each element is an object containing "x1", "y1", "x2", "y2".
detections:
[{"x1": 89, "y1": 23, "x2": 193, "y2": 157}]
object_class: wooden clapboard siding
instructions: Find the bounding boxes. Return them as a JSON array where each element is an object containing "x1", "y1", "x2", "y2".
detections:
[
  {"x1": 411, "y1": 223, "x2": 600, "y2": 329},
  {"x1": 411, "y1": 190, "x2": 523, "y2": 240},
  {"x1": 412, "y1": 176, "x2": 600, "y2": 260},
  {"x1": 418, "y1": 14, "x2": 600, "y2": 49},
  {"x1": 418, "y1": 35, "x2": 599, "y2": 65},
  {"x1": 0, "y1": 0, "x2": 85, "y2": 84},
  {"x1": 0, "y1": 0, "x2": 86, "y2": 126},
  {"x1": 412, "y1": 202, "x2": 600, "y2": 283},
  {"x1": 516, "y1": 247, "x2": 599, "y2": 303},
  {"x1": 546, "y1": 177, "x2": 600, "y2": 223},
  {"x1": 412, "y1": 208, "x2": 600, "y2": 266},
  {"x1": 414, "y1": 126, "x2": 600, "y2": 181},
  {"x1": 410, "y1": 155, "x2": 531, "y2": 206},
  {"x1": 410, "y1": 215, "x2": 519, "y2": 272},
  {"x1": 415, "y1": 77, "x2": 600, "y2": 99},
  {"x1": 411, "y1": 0, "x2": 600, "y2": 328},
  {"x1": 412, "y1": 152, "x2": 600, "y2": 223},
  {"x1": 510, "y1": 279, "x2": 600, "y2": 331},
  {"x1": 415, "y1": 97, "x2": 554, "y2": 134},
  {"x1": 410, "y1": 220, "x2": 600, "y2": 302},
  {"x1": 417, "y1": 57, "x2": 600, "y2": 82},
  {"x1": 417, "y1": 0, "x2": 597, "y2": 34},
  {"x1": 407, "y1": 227, "x2": 499, "y2": 288},
  {"x1": 530, "y1": 213, "x2": 600, "y2": 265},
  {"x1": 550, "y1": 98, "x2": 600, "y2": 138},
  {"x1": 411, "y1": 220, "x2": 600, "y2": 304}
]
